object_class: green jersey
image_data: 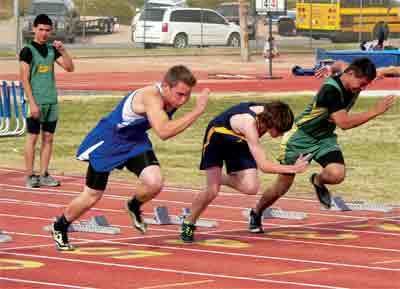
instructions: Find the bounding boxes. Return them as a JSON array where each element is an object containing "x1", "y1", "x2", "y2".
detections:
[
  {"x1": 295, "y1": 75, "x2": 358, "y2": 139},
  {"x1": 26, "y1": 42, "x2": 58, "y2": 105}
]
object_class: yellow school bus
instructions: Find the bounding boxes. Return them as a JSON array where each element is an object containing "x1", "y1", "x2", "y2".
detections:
[{"x1": 296, "y1": 0, "x2": 400, "y2": 42}]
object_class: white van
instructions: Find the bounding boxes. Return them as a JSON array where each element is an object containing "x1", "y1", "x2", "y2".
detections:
[{"x1": 133, "y1": 7, "x2": 241, "y2": 48}]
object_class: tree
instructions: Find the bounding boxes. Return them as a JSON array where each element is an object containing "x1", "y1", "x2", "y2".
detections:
[{"x1": 239, "y1": 0, "x2": 250, "y2": 61}]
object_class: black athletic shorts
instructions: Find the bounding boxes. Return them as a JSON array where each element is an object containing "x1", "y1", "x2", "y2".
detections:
[
  {"x1": 85, "y1": 150, "x2": 159, "y2": 191},
  {"x1": 200, "y1": 129, "x2": 257, "y2": 174},
  {"x1": 26, "y1": 117, "x2": 57, "y2": 134},
  {"x1": 315, "y1": 150, "x2": 345, "y2": 168}
]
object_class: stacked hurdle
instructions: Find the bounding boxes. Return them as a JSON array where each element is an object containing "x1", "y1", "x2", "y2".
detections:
[
  {"x1": 0, "y1": 230, "x2": 12, "y2": 243},
  {"x1": 328, "y1": 196, "x2": 393, "y2": 212},
  {"x1": 144, "y1": 206, "x2": 218, "y2": 228},
  {"x1": 243, "y1": 208, "x2": 307, "y2": 221},
  {"x1": 0, "y1": 80, "x2": 27, "y2": 137}
]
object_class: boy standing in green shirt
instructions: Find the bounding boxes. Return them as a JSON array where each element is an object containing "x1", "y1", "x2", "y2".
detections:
[{"x1": 19, "y1": 14, "x2": 74, "y2": 188}]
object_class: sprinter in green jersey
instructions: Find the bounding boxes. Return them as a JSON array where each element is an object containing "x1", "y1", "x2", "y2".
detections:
[{"x1": 248, "y1": 58, "x2": 396, "y2": 233}]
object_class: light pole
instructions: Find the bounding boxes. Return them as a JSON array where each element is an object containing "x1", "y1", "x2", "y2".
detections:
[{"x1": 359, "y1": 0, "x2": 363, "y2": 43}]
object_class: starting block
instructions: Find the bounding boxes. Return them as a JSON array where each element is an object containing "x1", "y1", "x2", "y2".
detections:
[
  {"x1": 243, "y1": 208, "x2": 307, "y2": 220},
  {"x1": 44, "y1": 215, "x2": 121, "y2": 235},
  {"x1": 329, "y1": 196, "x2": 393, "y2": 213},
  {"x1": 144, "y1": 206, "x2": 218, "y2": 228},
  {"x1": 0, "y1": 230, "x2": 12, "y2": 243}
]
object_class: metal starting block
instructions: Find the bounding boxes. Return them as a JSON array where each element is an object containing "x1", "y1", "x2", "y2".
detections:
[
  {"x1": 144, "y1": 206, "x2": 218, "y2": 228},
  {"x1": 44, "y1": 215, "x2": 121, "y2": 234},
  {"x1": 243, "y1": 208, "x2": 307, "y2": 220},
  {"x1": 0, "y1": 230, "x2": 12, "y2": 243},
  {"x1": 330, "y1": 196, "x2": 393, "y2": 213}
]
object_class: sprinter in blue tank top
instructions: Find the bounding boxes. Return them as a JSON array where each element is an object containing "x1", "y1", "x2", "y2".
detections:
[
  {"x1": 181, "y1": 101, "x2": 311, "y2": 243},
  {"x1": 51, "y1": 65, "x2": 209, "y2": 251}
]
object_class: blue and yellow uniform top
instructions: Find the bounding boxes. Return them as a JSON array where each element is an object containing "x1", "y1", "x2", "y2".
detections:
[{"x1": 203, "y1": 102, "x2": 260, "y2": 149}]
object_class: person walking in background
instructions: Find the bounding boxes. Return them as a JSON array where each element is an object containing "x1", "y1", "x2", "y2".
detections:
[
  {"x1": 263, "y1": 36, "x2": 279, "y2": 61},
  {"x1": 51, "y1": 65, "x2": 209, "y2": 251},
  {"x1": 248, "y1": 58, "x2": 396, "y2": 234},
  {"x1": 181, "y1": 101, "x2": 309, "y2": 243},
  {"x1": 19, "y1": 14, "x2": 74, "y2": 188}
]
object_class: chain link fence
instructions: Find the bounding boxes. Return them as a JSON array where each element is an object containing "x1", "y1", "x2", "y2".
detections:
[{"x1": 1, "y1": 0, "x2": 400, "y2": 61}]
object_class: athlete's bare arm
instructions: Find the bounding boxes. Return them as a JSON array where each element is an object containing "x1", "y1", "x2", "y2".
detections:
[
  {"x1": 53, "y1": 41, "x2": 74, "y2": 72},
  {"x1": 230, "y1": 114, "x2": 309, "y2": 174},
  {"x1": 331, "y1": 95, "x2": 396, "y2": 129},
  {"x1": 142, "y1": 86, "x2": 209, "y2": 140}
]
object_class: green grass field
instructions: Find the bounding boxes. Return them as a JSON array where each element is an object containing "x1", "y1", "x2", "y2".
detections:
[{"x1": 1, "y1": 93, "x2": 399, "y2": 204}]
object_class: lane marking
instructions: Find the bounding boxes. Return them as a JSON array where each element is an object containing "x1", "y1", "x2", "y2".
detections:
[
  {"x1": 372, "y1": 259, "x2": 400, "y2": 264},
  {"x1": 0, "y1": 277, "x2": 99, "y2": 289},
  {"x1": 2, "y1": 191, "x2": 399, "y2": 236},
  {"x1": 1, "y1": 168, "x2": 398, "y2": 210},
  {"x1": 2, "y1": 213, "x2": 400, "y2": 255},
  {"x1": 0, "y1": 251, "x2": 349, "y2": 289},
  {"x1": 1, "y1": 168, "x2": 399, "y2": 216},
  {"x1": 1, "y1": 234, "x2": 399, "y2": 272},
  {"x1": 1, "y1": 182, "x2": 398, "y2": 221},
  {"x1": 260, "y1": 267, "x2": 330, "y2": 276},
  {"x1": 0, "y1": 258, "x2": 44, "y2": 270},
  {"x1": 138, "y1": 280, "x2": 214, "y2": 289}
]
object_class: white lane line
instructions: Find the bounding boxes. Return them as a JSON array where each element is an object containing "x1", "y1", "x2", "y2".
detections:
[
  {"x1": 1, "y1": 197, "x2": 399, "y2": 238},
  {"x1": 1, "y1": 168, "x2": 399, "y2": 209},
  {"x1": 0, "y1": 251, "x2": 348, "y2": 289},
  {"x1": 259, "y1": 267, "x2": 330, "y2": 277},
  {"x1": 0, "y1": 277, "x2": 99, "y2": 289},
  {"x1": 1, "y1": 185, "x2": 396, "y2": 224},
  {"x1": 137, "y1": 280, "x2": 214, "y2": 289},
  {"x1": 2, "y1": 207, "x2": 400, "y2": 255},
  {"x1": 1, "y1": 225, "x2": 399, "y2": 272}
]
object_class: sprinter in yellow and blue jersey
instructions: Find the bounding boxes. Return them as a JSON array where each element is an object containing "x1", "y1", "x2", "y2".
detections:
[{"x1": 181, "y1": 101, "x2": 310, "y2": 242}]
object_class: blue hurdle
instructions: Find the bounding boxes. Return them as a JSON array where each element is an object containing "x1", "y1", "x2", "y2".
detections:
[{"x1": 0, "y1": 80, "x2": 27, "y2": 137}]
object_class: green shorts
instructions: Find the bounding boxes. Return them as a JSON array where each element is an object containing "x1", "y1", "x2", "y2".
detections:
[
  {"x1": 28, "y1": 103, "x2": 59, "y2": 123},
  {"x1": 278, "y1": 126, "x2": 341, "y2": 165}
]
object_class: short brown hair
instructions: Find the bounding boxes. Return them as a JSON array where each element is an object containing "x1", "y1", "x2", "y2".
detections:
[
  {"x1": 163, "y1": 65, "x2": 197, "y2": 88},
  {"x1": 257, "y1": 101, "x2": 294, "y2": 133}
]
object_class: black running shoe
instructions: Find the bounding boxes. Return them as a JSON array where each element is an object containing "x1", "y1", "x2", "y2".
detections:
[
  {"x1": 126, "y1": 198, "x2": 147, "y2": 233},
  {"x1": 310, "y1": 173, "x2": 332, "y2": 209},
  {"x1": 181, "y1": 220, "x2": 196, "y2": 243},
  {"x1": 248, "y1": 209, "x2": 264, "y2": 233},
  {"x1": 51, "y1": 223, "x2": 74, "y2": 251}
]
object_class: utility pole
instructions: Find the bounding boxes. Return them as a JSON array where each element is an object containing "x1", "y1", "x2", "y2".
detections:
[
  {"x1": 239, "y1": 0, "x2": 250, "y2": 61},
  {"x1": 14, "y1": 0, "x2": 21, "y2": 53}
]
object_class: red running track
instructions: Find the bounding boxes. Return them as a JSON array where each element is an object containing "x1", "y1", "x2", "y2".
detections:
[
  {"x1": 1, "y1": 167, "x2": 400, "y2": 289},
  {"x1": 0, "y1": 70, "x2": 399, "y2": 92}
]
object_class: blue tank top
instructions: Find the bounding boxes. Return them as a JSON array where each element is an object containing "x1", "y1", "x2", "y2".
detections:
[{"x1": 77, "y1": 84, "x2": 176, "y2": 172}]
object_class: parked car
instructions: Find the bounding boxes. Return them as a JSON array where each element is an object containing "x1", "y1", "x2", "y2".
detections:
[
  {"x1": 216, "y1": 2, "x2": 256, "y2": 40},
  {"x1": 133, "y1": 7, "x2": 241, "y2": 48},
  {"x1": 277, "y1": 10, "x2": 296, "y2": 36},
  {"x1": 23, "y1": 0, "x2": 79, "y2": 43},
  {"x1": 23, "y1": 0, "x2": 118, "y2": 43},
  {"x1": 131, "y1": 0, "x2": 187, "y2": 42},
  {"x1": 144, "y1": 0, "x2": 187, "y2": 8}
]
